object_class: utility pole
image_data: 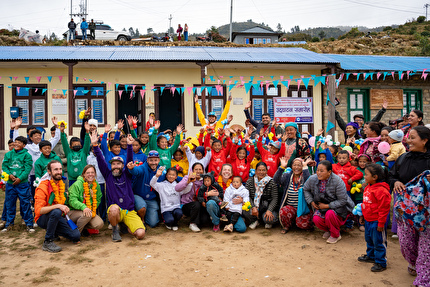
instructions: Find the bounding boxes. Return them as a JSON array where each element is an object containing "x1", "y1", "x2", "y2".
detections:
[
  {"x1": 229, "y1": 0, "x2": 233, "y2": 42},
  {"x1": 70, "y1": 0, "x2": 88, "y2": 20},
  {"x1": 168, "y1": 14, "x2": 172, "y2": 39},
  {"x1": 425, "y1": 4, "x2": 430, "y2": 21}
]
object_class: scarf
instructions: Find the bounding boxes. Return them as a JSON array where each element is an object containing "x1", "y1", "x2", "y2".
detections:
[
  {"x1": 217, "y1": 176, "x2": 232, "y2": 190},
  {"x1": 254, "y1": 176, "x2": 271, "y2": 209}
]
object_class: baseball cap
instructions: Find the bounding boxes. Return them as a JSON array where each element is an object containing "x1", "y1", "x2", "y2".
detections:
[
  {"x1": 147, "y1": 150, "x2": 160, "y2": 158},
  {"x1": 109, "y1": 156, "x2": 124, "y2": 164}
]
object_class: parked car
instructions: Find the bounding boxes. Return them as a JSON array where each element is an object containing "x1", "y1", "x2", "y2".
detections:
[{"x1": 63, "y1": 22, "x2": 131, "y2": 41}]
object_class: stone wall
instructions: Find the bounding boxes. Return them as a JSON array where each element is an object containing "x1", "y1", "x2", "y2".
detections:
[{"x1": 322, "y1": 74, "x2": 430, "y2": 143}]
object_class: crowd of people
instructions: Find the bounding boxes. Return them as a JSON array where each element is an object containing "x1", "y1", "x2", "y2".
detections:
[{"x1": 1, "y1": 98, "x2": 429, "y2": 286}]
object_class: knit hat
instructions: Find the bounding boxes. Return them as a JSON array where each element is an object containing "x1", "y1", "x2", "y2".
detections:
[
  {"x1": 88, "y1": 119, "x2": 98, "y2": 127},
  {"x1": 269, "y1": 141, "x2": 281, "y2": 150},
  {"x1": 195, "y1": 146, "x2": 205, "y2": 156},
  {"x1": 388, "y1": 129, "x2": 404, "y2": 142}
]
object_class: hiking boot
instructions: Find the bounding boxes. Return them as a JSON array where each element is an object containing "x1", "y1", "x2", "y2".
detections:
[
  {"x1": 111, "y1": 225, "x2": 122, "y2": 242},
  {"x1": 27, "y1": 226, "x2": 36, "y2": 233},
  {"x1": 220, "y1": 201, "x2": 228, "y2": 209},
  {"x1": 42, "y1": 240, "x2": 62, "y2": 253},
  {"x1": 322, "y1": 231, "x2": 330, "y2": 239},
  {"x1": 358, "y1": 255, "x2": 375, "y2": 263},
  {"x1": 371, "y1": 263, "x2": 387, "y2": 272},
  {"x1": 249, "y1": 221, "x2": 259, "y2": 230},
  {"x1": 189, "y1": 223, "x2": 201, "y2": 232},
  {"x1": 213, "y1": 224, "x2": 220, "y2": 232},
  {"x1": 220, "y1": 215, "x2": 228, "y2": 222},
  {"x1": 326, "y1": 235, "x2": 342, "y2": 244}
]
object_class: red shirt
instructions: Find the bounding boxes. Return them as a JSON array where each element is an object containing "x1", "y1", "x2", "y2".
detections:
[
  {"x1": 257, "y1": 139, "x2": 285, "y2": 177},
  {"x1": 205, "y1": 135, "x2": 232, "y2": 177},
  {"x1": 362, "y1": 182, "x2": 391, "y2": 227},
  {"x1": 332, "y1": 162, "x2": 363, "y2": 191},
  {"x1": 229, "y1": 143, "x2": 255, "y2": 183}
]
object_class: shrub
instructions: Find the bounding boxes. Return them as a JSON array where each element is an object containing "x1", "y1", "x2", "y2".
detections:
[
  {"x1": 421, "y1": 31, "x2": 430, "y2": 37},
  {"x1": 417, "y1": 16, "x2": 426, "y2": 23},
  {"x1": 311, "y1": 37, "x2": 319, "y2": 42},
  {"x1": 383, "y1": 26, "x2": 392, "y2": 31}
]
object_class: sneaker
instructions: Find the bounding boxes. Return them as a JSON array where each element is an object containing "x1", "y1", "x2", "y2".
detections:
[
  {"x1": 189, "y1": 223, "x2": 201, "y2": 232},
  {"x1": 220, "y1": 201, "x2": 228, "y2": 209},
  {"x1": 223, "y1": 224, "x2": 233, "y2": 232},
  {"x1": 392, "y1": 234, "x2": 398, "y2": 239},
  {"x1": 108, "y1": 224, "x2": 113, "y2": 230},
  {"x1": 265, "y1": 224, "x2": 273, "y2": 229},
  {"x1": 27, "y1": 226, "x2": 36, "y2": 233},
  {"x1": 213, "y1": 224, "x2": 220, "y2": 232},
  {"x1": 1, "y1": 228, "x2": 8, "y2": 233},
  {"x1": 249, "y1": 221, "x2": 259, "y2": 230},
  {"x1": 359, "y1": 226, "x2": 365, "y2": 232},
  {"x1": 42, "y1": 240, "x2": 62, "y2": 253},
  {"x1": 326, "y1": 235, "x2": 342, "y2": 244},
  {"x1": 33, "y1": 223, "x2": 38, "y2": 228},
  {"x1": 371, "y1": 263, "x2": 387, "y2": 272},
  {"x1": 166, "y1": 225, "x2": 172, "y2": 230},
  {"x1": 322, "y1": 232, "x2": 330, "y2": 239},
  {"x1": 111, "y1": 225, "x2": 122, "y2": 242},
  {"x1": 220, "y1": 215, "x2": 228, "y2": 222},
  {"x1": 1, "y1": 225, "x2": 13, "y2": 232},
  {"x1": 172, "y1": 226, "x2": 178, "y2": 231},
  {"x1": 357, "y1": 255, "x2": 375, "y2": 263}
]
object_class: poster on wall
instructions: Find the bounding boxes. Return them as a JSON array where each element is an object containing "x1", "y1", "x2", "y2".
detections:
[
  {"x1": 273, "y1": 97, "x2": 313, "y2": 123},
  {"x1": 52, "y1": 94, "x2": 67, "y2": 115}
]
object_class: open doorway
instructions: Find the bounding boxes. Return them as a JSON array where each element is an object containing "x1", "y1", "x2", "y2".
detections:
[
  {"x1": 154, "y1": 85, "x2": 184, "y2": 132},
  {"x1": 0, "y1": 84, "x2": 4, "y2": 150},
  {"x1": 116, "y1": 85, "x2": 145, "y2": 134}
]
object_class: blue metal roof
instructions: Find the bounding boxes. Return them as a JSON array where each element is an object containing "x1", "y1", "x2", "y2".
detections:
[
  {"x1": 0, "y1": 46, "x2": 338, "y2": 64},
  {"x1": 326, "y1": 54, "x2": 430, "y2": 71}
]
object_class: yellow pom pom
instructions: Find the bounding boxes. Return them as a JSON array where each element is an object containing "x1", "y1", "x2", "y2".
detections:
[
  {"x1": 268, "y1": 132, "x2": 274, "y2": 140},
  {"x1": 79, "y1": 110, "x2": 86, "y2": 119},
  {"x1": 57, "y1": 121, "x2": 68, "y2": 129},
  {"x1": 1, "y1": 172, "x2": 9, "y2": 182},
  {"x1": 356, "y1": 184, "x2": 362, "y2": 189}
]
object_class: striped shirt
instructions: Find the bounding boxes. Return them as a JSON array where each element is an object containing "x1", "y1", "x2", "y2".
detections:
[{"x1": 286, "y1": 180, "x2": 299, "y2": 208}]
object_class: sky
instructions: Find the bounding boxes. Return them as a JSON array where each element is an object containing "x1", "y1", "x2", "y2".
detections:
[{"x1": 0, "y1": 0, "x2": 427, "y2": 37}]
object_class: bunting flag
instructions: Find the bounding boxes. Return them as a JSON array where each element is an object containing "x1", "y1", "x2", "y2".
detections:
[
  {"x1": 376, "y1": 72, "x2": 381, "y2": 80},
  {"x1": 181, "y1": 87, "x2": 185, "y2": 94},
  {"x1": 345, "y1": 73, "x2": 350, "y2": 80},
  {"x1": 206, "y1": 86, "x2": 212, "y2": 94},
  {"x1": 160, "y1": 87, "x2": 165, "y2": 94},
  {"x1": 16, "y1": 87, "x2": 20, "y2": 94},
  {"x1": 75, "y1": 77, "x2": 79, "y2": 82},
  {"x1": 244, "y1": 82, "x2": 252, "y2": 94},
  {"x1": 326, "y1": 120, "x2": 335, "y2": 134},
  {"x1": 296, "y1": 79, "x2": 302, "y2": 91},
  {"x1": 115, "y1": 83, "x2": 119, "y2": 91},
  {"x1": 186, "y1": 86, "x2": 193, "y2": 95},
  {"x1": 47, "y1": 76, "x2": 52, "y2": 82},
  {"x1": 42, "y1": 88, "x2": 47, "y2": 94},
  {"x1": 407, "y1": 70, "x2": 410, "y2": 79},
  {"x1": 398, "y1": 71, "x2": 403, "y2": 80},
  {"x1": 228, "y1": 84, "x2": 234, "y2": 92},
  {"x1": 202, "y1": 78, "x2": 205, "y2": 83},
  {"x1": 356, "y1": 73, "x2": 361, "y2": 80},
  {"x1": 272, "y1": 80, "x2": 279, "y2": 87},
  {"x1": 73, "y1": 90, "x2": 78, "y2": 97},
  {"x1": 58, "y1": 76, "x2": 63, "y2": 83},
  {"x1": 423, "y1": 73, "x2": 429, "y2": 80},
  {"x1": 62, "y1": 89, "x2": 67, "y2": 96},
  {"x1": 140, "y1": 89, "x2": 145, "y2": 99},
  {"x1": 106, "y1": 90, "x2": 111, "y2": 95},
  {"x1": 192, "y1": 87, "x2": 197, "y2": 94},
  {"x1": 124, "y1": 85, "x2": 128, "y2": 92},
  {"x1": 281, "y1": 80, "x2": 290, "y2": 89},
  {"x1": 383, "y1": 72, "x2": 388, "y2": 81},
  {"x1": 118, "y1": 90, "x2": 123, "y2": 99},
  {"x1": 280, "y1": 75, "x2": 284, "y2": 81},
  {"x1": 314, "y1": 76, "x2": 326, "y2": 86},
  {"x1": 209, "y1": 76, "x2": 214, "y2": 82},
  {"x1": 13, "y1": 77, "x2": 18, "y2": 81},
  {"x1": 302, "y1": 78, "x2": 310, "y2": 89},
  {"x1": 250, "y1": 76, "x2": 254, "y2": 83},
  {"x1": 391, "y1": 71, "x2": 395, "y2": 79},
  {"x1": 9, "y1": 77, "x2": 12, "y2": 81},
  {"x1": 24, "y1": 77, "x2": 29, "y2": 83},
  {"x1": 132, "y1": 85, "x2": 136, "y2": 91},
  {"x1": 422, "y1": 69, "x2": 427, "y2": 79}
]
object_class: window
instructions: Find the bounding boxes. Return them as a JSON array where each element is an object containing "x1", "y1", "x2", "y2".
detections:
[
  {"x1": 347, "y1": 89, "x2": 369, "y2": 122},
  {"x1": 194, "y1": 85, "x2": 226, "y2": 126},
  {"x1": 250, "y1": 85, "x2": 280, "y2": 121},
  {"x1": 12, "y1": 84, "x2": 47, "y2": 126},
  {"x1": 73, "y1": 84, "x2": 106, "y2": 126},
  {"x1": 403, "y1": 89, "x2": 422, "y2": 115},
  {"x1": 288, "y1": 85, "x2": 314, "y2": 133}
]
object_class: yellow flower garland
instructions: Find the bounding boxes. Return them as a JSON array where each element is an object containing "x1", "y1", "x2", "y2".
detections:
[
  {"x1": 50, "y1": 179, "x2": 66, "y2": 205},
  {"x1": 83, "y1": 181, "x2": 98, "y2": 218}
]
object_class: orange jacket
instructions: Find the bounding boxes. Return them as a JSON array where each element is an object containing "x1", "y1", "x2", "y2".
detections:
[{"x1": 34, "y1": 180, "x2": 67, "y2": 222}]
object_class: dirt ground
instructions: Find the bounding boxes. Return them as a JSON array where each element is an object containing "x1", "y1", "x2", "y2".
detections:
[{"x1": 0, "y1": 218, "x2": 416, "y2": 287}]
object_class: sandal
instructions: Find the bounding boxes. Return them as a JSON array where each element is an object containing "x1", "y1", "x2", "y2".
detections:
[
  {"x1": 280, "y1": 229, "x2": 289, "y2": 234},
  {"x1": 408, "y1": 265, "x2": 417, "y2": 276}
]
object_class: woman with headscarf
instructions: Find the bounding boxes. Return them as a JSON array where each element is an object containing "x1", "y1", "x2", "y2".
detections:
[{"x1": 282, "y1": 122, "x2": 310, "y2": 167}]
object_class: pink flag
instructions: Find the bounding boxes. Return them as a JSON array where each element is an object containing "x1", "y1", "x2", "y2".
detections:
[
  {"x1": 217, "y1": 80, "x2": 220, "y2": 85},
  {"x1": 151, "y1": 86, "x2": 155, "y2": 91},
  {"x1": 240, "y1": 76, "x2": 244, "y2": 82},
  {"x1": 297, "y1": 79, "x2": 302, "y2": 91},
  {"x1": 400, "y1": 73, "x2": 404, "y2": 80},
  {"x1": 118, "y1": 90, "x2": 123, "y2": 99},
  {"x1": 13, "y1": 77, "x2": 18, "y2": 81},
  {"x1": 265, "y1": 83, "x2": 270, "y2": 92},
  {"x1": 140, "y1": 89, "x2": 145, "y2": 100},
  {"x1": 219, "y1": 76, "x2": 223, "y2": 79},
  {"x1": 423, "y1": 73, "x2": 429, "y2": 80},
  {"x1": 391, "y1": 71, "x2": 395, "y2": 79},
  {"x1": 59, "y1": 76, "x2": 63, "y2": 83},
  {"x1": 376, "y1": 72, "x2": 381, "y2": 80},
  {"x1": 53, "y1": 89, "x2": 57, "y2": 92},
  {"x1": 228, "y1": 81, "x2": 232, "y2": 85},
  {"x1": 407, "y1": 71, "x2": 410, "y2": 79},
  {"x1": 422, "y1": 69, "x2": 427, "y2": 78},
  {"x1": 186, "y1": 87, "x2": 193, "y2": 95},
  {"x1": 107, "y1": 82, "x2": 111, "y2": 87},
  {"x1": 363, "y1": 73, "x2": 366, "y2": 80},
  {"x1": 130, "y1": 92, "x2": 133, "y2": 99},
  {"x1": 16, "y1": 87, "x2": 20, "y2": 94},
  {"x1": 280, "y1": 76, "x2": 284, "y2": 81},
  {"x1": 260, "y1": 76, "x2": 264, "y2": 78},
  {"x1": 96, "y1": 90, "x2": 100, "y2": 95},
  {"x1": 36, "y1": 76, "x2": 42, "y2": 83},
  {"x1": 73, "y1": 90, "x2": 78, "y2": 97},
  {"x1": 132, "y1": 85, "x2": 136, "y2": 91},
  {"x1": 170, "y1": 87, "x2": 176, "y2": 94},
  {"x1": 35, "y1": 88, "x2": 38, "y2": 93},
  {"x1": 83, "y1": 78, "x2": 87, "y2": 81},
  {"x1": 95, "y1": 80, "x2": 99, "y2": 83}
]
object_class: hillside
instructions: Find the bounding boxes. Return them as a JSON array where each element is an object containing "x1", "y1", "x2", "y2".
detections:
[{"x1": 217, "y1": 20, "x2": 274, "y2": 37}]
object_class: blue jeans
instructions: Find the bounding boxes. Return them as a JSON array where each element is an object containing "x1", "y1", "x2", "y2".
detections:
[
  {"x1": 68, "y1": 29, "x2": 75, "y2": 41},
  {"x1": 37, "y1": 209, "x2": 80, "y2": 242},
  {"x1": 134, "y1": 195, "x2": 159, "y2": 228},
  {"x1": 162, "y1": 208, "x2": 183, "y2": 227},
  {"x1": 365, "y1": 220, "x2": 388, "y2": 267},
  {"x1": 82, "y1": 29, "x2": 87, "y2": 40},
  {"x1": 4, "y1": 183, "x2": 33, "y2": 227},
  {"x1": 184, "y1": 31, "x2": 188, "y2": 41},
  {"x1": 206, "y1": 200, "x2": 246, "y2": 232}
]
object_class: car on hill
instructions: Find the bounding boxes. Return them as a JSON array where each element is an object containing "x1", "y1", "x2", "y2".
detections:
[{"x1": 63, "y1": 22, "x2": 131, "y2": 41}]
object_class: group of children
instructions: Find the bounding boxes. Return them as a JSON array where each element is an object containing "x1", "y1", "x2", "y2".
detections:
[{"x1": 0, "y1": 109, "x2": 411, "y2": 273}]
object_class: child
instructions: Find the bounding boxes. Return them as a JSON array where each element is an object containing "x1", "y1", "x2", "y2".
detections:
[
  {"x1": 229, "y1": 141, "x2": 255, "y2": 183},
  {"x1": 385, "y1": 129, "x2": 406, "y2": 169},
  {"x1": 250, "y1": 148, "x2": 261, "y2": 170},
  {"x1": 101, "y1": 124, "x2": 126, "y2": 169},
  {"x1": 61, "y1": 122, "x2": 91, "y2": 186},
  {"x1": 150, "y1": 167, "x2": 192, "y2": 230},
  {"x1": 185, "y1": 145, "x2": 211, "y2": 175},
  {"x1": 34, "y1": 140, "x2": 62, "y2": 179},
  {"x1": 205, "y1": 129, "x2": 232, "y2": 177},
  {"x1": 132, "y1": 139, "x2": 147, "y2": 164},
  {"x1": 149, "y1": 120, "x2": 182, "y2": 168},
  {"x1": 223, "y1": 176, "x2": 249, "y2": 232},
  {"x1": 197, "y1": 171, "x2": 224, "y2": 231},
  {"x1": 171, "y1": 148, "x2": 189, "y2": 177},
  {"x1": 257, "y1": 133, "x2": 286, "y2": 177},
  {"x1": 358, "y1": 163, "x2": 391, "y2": 272},
  {"x1": 146, "y1": 112, "x2": 155, "y2": 131},
  {"x1": 333, "y1": 150, "x2": 363, "y2": 193},
  {"x1": 1, "y1": 136, "x2": 35, "y2": 233},
  {"x1": 354, "y1": 154, "x2": 370, "y2": 231}
]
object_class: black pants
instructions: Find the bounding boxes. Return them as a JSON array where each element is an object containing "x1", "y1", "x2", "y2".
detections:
[
  {"x1": 37, "y1": 209, "x2": 80, "y2": 242},
  {"x1": 226, "y1": 211, "x2": 241, "y2": 225},
  {"x1": 90, "y1": 29, "x2": 95, "y2": 39},
  {"x1": 182, "y1": 201, "x2": 210, "y2": 226}
]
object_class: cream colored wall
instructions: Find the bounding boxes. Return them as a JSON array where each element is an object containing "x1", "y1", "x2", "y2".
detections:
[{"x1": 1, "y1": 66, "x2": 323, "y2": 147}]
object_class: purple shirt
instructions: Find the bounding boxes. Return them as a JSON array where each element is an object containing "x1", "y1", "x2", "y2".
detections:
[{"x1": 175, "y1": 175, "x2": 203, "y2": 205}]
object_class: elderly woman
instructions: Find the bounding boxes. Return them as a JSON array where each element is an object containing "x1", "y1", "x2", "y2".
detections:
[
  {"x1": 303, "y1": 160, "x2": 355, "y2": 244},
  {"x1": 358, "y1": 121, "x2": 386, "y2": 163},
  {"x1": 344, "y1": 122, "x2": 361, "y2": 144},
  {"x1": 283, "y1": 122, "x2": 310, "y2": 166},
  {"x1": 274, "y1": 156, "x2": 312, "y2": 234},
  {"x1": 245, "y1": 162, "x2": 278, "y2": 229},
  {"x1": 68, "y1": 165, "x2": 104, "y2": 234},
  {"x1": 390, "y1": 126, "x2": 430, "y2": 286},
  {"x1": 402, "y1": 109, "x2": 424, "y2": 149}
]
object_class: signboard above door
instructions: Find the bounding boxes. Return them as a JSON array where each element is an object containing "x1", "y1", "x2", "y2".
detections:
[{"x1": 370, "y1": 89, "x2": 403, "y2": 109}]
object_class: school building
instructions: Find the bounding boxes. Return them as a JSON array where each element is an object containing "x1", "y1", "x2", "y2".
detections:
[{"x1": 0, "y1": 46, "x2": 430, "y2": 149}]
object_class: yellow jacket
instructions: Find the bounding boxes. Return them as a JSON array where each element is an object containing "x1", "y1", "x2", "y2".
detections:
[
  {"x1": 171, "y1": 158, "x2": 189, "y2": 177},
  {"x1": 195, "y1": 99, "x2": 231, "y2": 131},
  {"x1": 387, "y1": 142, "x2": 406, "y2": 162}
]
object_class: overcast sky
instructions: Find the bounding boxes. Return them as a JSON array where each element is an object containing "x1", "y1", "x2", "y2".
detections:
[{"x1": 0, "y1": 0, "x2": 427, "y2": 37}]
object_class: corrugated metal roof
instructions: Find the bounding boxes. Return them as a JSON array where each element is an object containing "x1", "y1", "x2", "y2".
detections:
[
  {"x1": 326, "y1": 54, "x2": 430, "y2": 71},
  {"x1": 238, "y1": 27, "x2": 277, "y2": 34},
  {"x1": 0, "y1": 46, "x2": 338, "y2": 64}
]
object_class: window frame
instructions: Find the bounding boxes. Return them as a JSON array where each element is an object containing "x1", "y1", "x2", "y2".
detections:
[
  {"x1": 250, "y1": 84, "x2": 281, "y2": 121},
  {"x1": 12, "y1": 84, "x2": 48, "y2": 127},
  {"x1": 402, "y1": 89, "x2": 422, "y2": 116},
  {"x1": 193, "y1": 84, "x2": 227, "y2": 126},
  {"x1": 346, "y1": 88, "x2": 370, "y2": 122},
  {"x1": 72, "y1": 84, "x2": 107, "y2": 127}
]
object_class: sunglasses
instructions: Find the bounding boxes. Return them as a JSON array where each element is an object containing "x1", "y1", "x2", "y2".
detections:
[{"x1": 148, "y1": 151, "x2": 159, "y2": 157}]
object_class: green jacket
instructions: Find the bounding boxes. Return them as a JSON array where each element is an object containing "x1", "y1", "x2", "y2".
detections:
[
  {"x1": 68, "y1": 176, "x2": 102, "y2": 211},
  {"x1": 2, "y1": 148, "x2": 33, "y2": 184},
  {"x1": 149, "y1": 129, "x2": 180, "y2": 168},
  {"x1": 62, "y1": 132, "x2": 91, "y2": 180},
  {"x1": 34, "y1": 151, "x2": 62, "y2": 179},
  {"x1": 130, "y1": 129, "x2": 149, "y2": 155}
]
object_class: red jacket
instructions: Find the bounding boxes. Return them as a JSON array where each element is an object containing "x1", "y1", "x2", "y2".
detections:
[
  {"x1": 257, "y1": 139, "x2": 285, "y2": 177},
  {"x1": 205, "y1": 134, "x2": 232, "y2": 177},
  {"x1": 229, "y1": 143, "x2": 255, "y2": 183},
  {"x1": 362, "y1": 182, "x2": 391, "y2": 228},
  {"x1": 332, "y1": 162, "x2": 363, "y2": 191}
]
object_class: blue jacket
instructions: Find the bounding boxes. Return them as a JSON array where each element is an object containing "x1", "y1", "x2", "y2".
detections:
[
  {"x1": 130, "y1": 161, "x2": 160, "y2": 201},
  {"x1": 80, "y1": 21, "x2": 88, "y2": 30},
  {"x1": 133, "y1": 150, "x2": 147, "y2": 164},
  {"x1": 101, "y1": 133, "x2": 127, "y2": 169}
]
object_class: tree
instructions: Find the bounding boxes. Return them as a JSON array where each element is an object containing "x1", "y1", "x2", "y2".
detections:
[
  {"x1": 134, "y1": 28, "x2": 140, "y2": 37},
  {"x1": 49, "y1": 32, "x2": 58, "y2": 41},
  {"x1": 276, "y1": 23, "x2": 283, "y2": 33},
  {"x1": 417, "y1": 16, "x2": 426, "y2": 23},
  {"x1": 318, "y1": 31, "x2": 326, "y2": 39},
  {"x1": 147, "y1": 27, "x2": 153, "y2": 34},
  {"x1": 290, "y1": 25, "x2": 300, "y2": 33}
]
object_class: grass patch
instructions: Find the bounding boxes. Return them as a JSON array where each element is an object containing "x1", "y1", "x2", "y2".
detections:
[
  {"x1": 145, "y1": 226, "x2": 168, "y2": 237},
  {"x1": 232, "y1": 235, "x2": 250, "y2": 240},
  {"x1": 77, "y1": 244, "x2": 99, "y2": 254},
  {"x1": 32, "y1": 276, "x2": 52, "y2": 284},
  {"x1": 42, "y1": 267, "x2": 60, "y2": 276},
  {"x1": 67, "y1": 254, "x2": 93, "y2": 264},
  {"x1": 260, "y1": 230, "x2": 272, "y2": 237},
  {"x1": 25, "y1": 273, "x2": 30, "y2": 276},
  {"x1": 205, "y1": 234, "x2": 214, "y2": 239},
  {"x1": 18, "y1": 244, "x2": 38, "y2": 252}
]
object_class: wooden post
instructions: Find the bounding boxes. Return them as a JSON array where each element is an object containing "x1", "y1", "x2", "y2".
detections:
[
  {"x1": 327, "y1": 65, "x2": 336, "y2": 138},
  {"x1": 63, "y1": 61, "x2": 78, "y2": 135},
  {"x1": 196, "y1": 62, "x2": 210, "y2": 117}
]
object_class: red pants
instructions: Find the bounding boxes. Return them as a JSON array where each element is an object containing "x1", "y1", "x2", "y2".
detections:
[
  {"x1": 279, "y1": 205, "x2": 312, "y2": 230},
  {"x1": 313, "y1": 209, "x2": 346, "y2": 238}
]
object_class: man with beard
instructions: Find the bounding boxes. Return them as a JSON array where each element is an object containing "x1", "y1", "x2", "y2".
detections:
[
  {"x1": 244, "y1": 101, "x2": 277, "y2": 139},
  {"x1": 91, "y1": 132, "x2": 145, "y2": 242},
  {"x1": 194, "y1": 94, "x2": 233, "y2": 132},
  {"x1": 34, "y1": 160, "x2": 81, "y2": 253}
]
